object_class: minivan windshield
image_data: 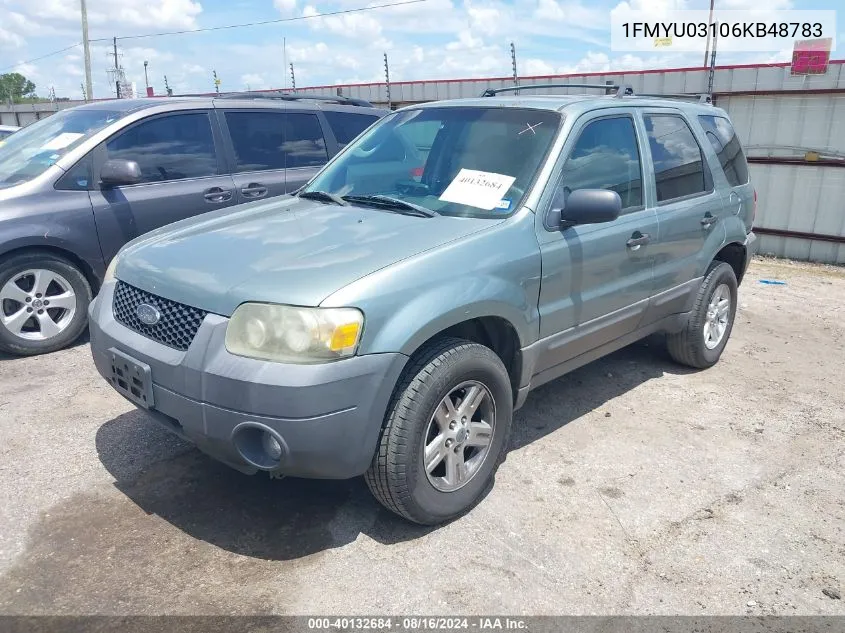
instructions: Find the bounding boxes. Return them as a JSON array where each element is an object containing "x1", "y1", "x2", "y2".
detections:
[
  {"x1": 302, "y1": 106, "x2": 561, "y2": 218},
  {"x1": 0, "y1": 108, "x2": 123, "y2": 188}
]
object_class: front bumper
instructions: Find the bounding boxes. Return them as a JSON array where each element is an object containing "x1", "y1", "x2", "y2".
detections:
[{"x1": 89, "y1": 281, "x2": 408, "y2": 478}]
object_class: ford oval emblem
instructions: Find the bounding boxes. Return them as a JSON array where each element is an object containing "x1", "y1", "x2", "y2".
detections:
[{"x1": 136, "y1": 303, "x2": 161, "y2": 326}]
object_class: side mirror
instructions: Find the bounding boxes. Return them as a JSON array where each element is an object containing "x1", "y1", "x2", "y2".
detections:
[
  {"x1": 553, "y1": 189, "x2": 622, "y2": 227},
  {"x1": 100, "y1": 159, "x2": 142, "y2": 187}
]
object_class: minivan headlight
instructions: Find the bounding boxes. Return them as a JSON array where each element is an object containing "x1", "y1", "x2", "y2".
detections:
[{"x1": 225, "y1": 303, "x2": 364, "y2": 363}]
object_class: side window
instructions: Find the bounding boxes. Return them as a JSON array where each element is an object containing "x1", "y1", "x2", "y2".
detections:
[
  {"x1": 224, "y1": 111, "x2": 286, "y2": 172},
  {"x1": 559, "y1": 116, "x2": 643, "y2": 210},
  {"x1": 698, "y1": 115, "x2": 749, "y2": 187},
  {"x1": 55, "y1": 154, "x2": 93, "y2": 191},
  {"x1": 284, "y1": 112, "x2": 328, "y2": 168},
  {"x1": 323, "y1": 111, "x2": 380, "y2": 149},
  {"x1": 643, "y1": 114, "x2": 708, "y2": 202},
  {"x1": 105, "y1": 113, "x2": 217, "y2": 183}
]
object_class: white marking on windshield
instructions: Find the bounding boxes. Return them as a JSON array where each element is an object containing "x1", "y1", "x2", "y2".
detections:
[{"x1": 519, "y1": 122, "x2": 543, "y2": 135}]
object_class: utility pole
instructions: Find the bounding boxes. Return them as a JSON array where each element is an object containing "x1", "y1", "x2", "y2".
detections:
[
  {"x1": 213, "y1": 70, "x2": 220, "y2": 94},
  {"x1": 290, "y1": 63, "x2": 296, "y2": 92},
  {"x1": 708, "y1": 22, "x2": 718, "y2": 97},
  {"x1": 80, "y1": 0, "x2": 93, "y2": 101},
  {"x1": 510, "y1": 42, "x2": 519, "y2": 95},
  {"x1": 703, "y1": 0, "x2": 715, "y2": 67},
  {"x1": 143, "y1": 60, "x2": 150, "y2": 96},
  {"x1": 113, "y1": 36, "x2": 121, "y2": 98},
  {"x1": 384, "y1": 52, "x2": 391, "y2": 110}
]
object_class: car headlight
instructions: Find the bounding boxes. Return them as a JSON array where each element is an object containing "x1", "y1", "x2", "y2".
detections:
[
  {"x1": 104, "y1": 256, "x2": 119, "y2": 283},
  {"x1": 225, "y1": 303, "x2": 364, "y2": 363}
]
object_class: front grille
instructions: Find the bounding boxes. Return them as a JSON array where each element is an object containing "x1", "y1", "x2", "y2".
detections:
[{"x1": 112, "y1": 281, "x2": 208, "y2": 351}]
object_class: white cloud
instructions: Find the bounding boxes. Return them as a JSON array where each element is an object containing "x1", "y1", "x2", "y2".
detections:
[
  {"x1": 7, "y1": 0, "x2": 203, "y2": 30},
  {"x1": 274, "y1": 0, "x2": 297, "y2": 12},
  {"x1": 0, "y1": 27, "x2": 25, "y2": 49},
  {"x1": 241, "y1": 73, "x2": 266, "y2": 89}
]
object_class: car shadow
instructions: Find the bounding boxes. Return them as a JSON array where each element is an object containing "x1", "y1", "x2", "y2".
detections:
[
  {"x1": 95, "y1": 337, "x2": 693, "y2": 561},
  {"x1": 0, "y1": 329, "x2": 90, "y2": 362}
]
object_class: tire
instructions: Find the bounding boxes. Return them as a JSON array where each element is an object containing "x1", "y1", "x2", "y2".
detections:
[
  {"x1": 666, "y1": 261, "x2": 738, "y2": 369},
  {"x1": 0, "y1": 252, "x2": 93, "y2": 356},
  {"x1": 365, "y1": 337, "x2": 513, "y2": 525}
]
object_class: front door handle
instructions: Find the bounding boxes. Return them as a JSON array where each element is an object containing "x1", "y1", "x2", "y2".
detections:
[
  {"x1": 203, "y1": 187, "x2": 233, "y2": 203},
  {"x1": 241, "y1": 183, "x2": 268, "y2": 199},
  {"x1": 626, "y1": 231, "x2": 651, "y2": 250},
  {"x1": 701, "y1": 212, "x2": 717, "y2": 227}
]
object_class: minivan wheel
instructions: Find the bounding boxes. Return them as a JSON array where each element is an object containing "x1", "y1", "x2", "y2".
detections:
[
  {"x1": 0, "y1": 253, "x2": 92, "y2": 356},
  {"x1": 365, "y1": 337, "x2": 513, "y2": 525},
  {"x1": 666, "y1": 261, "x2": 738, "y2": 369}
]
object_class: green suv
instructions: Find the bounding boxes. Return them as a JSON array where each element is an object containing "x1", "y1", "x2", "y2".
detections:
[{"x1": 88, "y1": 85, "x2": 756, "y2": 525}]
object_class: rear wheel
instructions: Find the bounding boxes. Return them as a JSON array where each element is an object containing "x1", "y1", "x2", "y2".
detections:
[
  {"x1": 666, "y1": 261, "x2": 738, "y2": 369},
  {"x1": 0, "y1": 253, "x2": 92, "y2": 356},
  {"x1": 365, "y1": 338, "x2": 512, "y2": 525}
]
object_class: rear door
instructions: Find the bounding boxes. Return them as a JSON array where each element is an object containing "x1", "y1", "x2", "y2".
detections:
[
  {"x1": 639, "y1": 110, "x2": 724, "y2": 311},
  {"x1": 218, "y1": 109, "x2": 288, "y2": 202},
  {"x1": 89, "y1": 110, "x2": 237, "y2": 265},
  {"x1": 534, "y1": 109, "x2": 658, "y2": 375}
]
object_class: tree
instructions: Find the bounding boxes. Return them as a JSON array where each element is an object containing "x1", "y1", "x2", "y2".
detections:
[{"x1": 0, "y1": 73, "x2": 37, "y2": 103}]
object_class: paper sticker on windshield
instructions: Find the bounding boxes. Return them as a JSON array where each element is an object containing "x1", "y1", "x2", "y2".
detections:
[
  {"x1": 439, "y1": 169, "x2": 516, "y2": 211},
  {"x1": 40, "y1": 132, "x2": 84, "y2": 151},
  {"x1": 495, "y1": 198, "x2": 512, "y2": 211}
]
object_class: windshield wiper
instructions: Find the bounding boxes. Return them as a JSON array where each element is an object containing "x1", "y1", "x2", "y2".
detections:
[
  {"x1": 342, "y1": 194, "x2": 436, "y2": 218},
  {"x1": 298, "y1": 190, "x2": 348, "y2": 206}
]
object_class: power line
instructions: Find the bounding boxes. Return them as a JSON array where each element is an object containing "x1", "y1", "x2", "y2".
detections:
[
  {"x1": 89, "y1": 0, "x2": 428, "y2": 42},
  {"x1": 0, "y1": 43, "x2": 82, "y2": 73}
]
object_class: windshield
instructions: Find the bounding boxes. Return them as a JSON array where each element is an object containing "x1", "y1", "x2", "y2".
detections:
[
  {"x1": 0, "y1": 108, "x2": 123, "y2": 188},
  {"x1": 303, "y1": 106, "x2": 561, "y2": 219}
]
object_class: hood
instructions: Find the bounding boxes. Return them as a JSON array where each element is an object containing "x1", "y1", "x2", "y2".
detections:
[{"x1": 116, "y1": 196, "x2": 498, "y2": 316}]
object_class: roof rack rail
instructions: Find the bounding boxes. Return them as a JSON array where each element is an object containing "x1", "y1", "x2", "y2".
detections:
[
  {"x1": 216, "y1": 91, "x2": 375, "y2": 107},
  {"x1": 635, "y1": 92, "x2": 713, "y2": 104},
  {"x1": 481, "y1": 83, "x2": 634, "y2": 98}
]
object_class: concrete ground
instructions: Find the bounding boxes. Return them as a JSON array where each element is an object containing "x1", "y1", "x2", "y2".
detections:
[{"x1": 0, "y1": 257, "x2": 843, "y2": 616}]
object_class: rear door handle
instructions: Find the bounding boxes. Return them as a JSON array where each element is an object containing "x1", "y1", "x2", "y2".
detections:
[
  {"x1": 701, "y1": 212, "x2": 717, "y2": 227},
  {"x1": 241, "y1": 183, "x2": 268, "y2": 199},
  {"x1": 203, "y1": 187, "x2": 233, "y2": 203},
  {"x1": 626, "y1": 231, "x2": 651, "y2": 250}
]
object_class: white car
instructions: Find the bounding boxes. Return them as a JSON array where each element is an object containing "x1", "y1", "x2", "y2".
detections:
[{"x1": 0, "y1": 125, "x2": 21, "y2": 141}]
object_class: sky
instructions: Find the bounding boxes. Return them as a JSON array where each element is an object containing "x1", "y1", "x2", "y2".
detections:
[{"x1": 0, "y1": 0, "x2": 841, "y2": 100}]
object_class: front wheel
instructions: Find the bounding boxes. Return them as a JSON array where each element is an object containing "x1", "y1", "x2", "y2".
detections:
[
  {"x1": 365, "y1": 338, "x2": 513, "y2": 525},
  {"x1": 0, "y1": 252, "x2": 92, "y2": 356}
]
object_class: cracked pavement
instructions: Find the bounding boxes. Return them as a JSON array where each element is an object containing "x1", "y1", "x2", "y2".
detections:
[{"x1": 0, "y1": 257, "x2": 843, "y2": 615}]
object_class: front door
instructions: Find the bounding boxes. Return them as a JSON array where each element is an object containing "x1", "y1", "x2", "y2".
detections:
[
  {"x1": 534, "y1": 111, "x2": 657, "y2": 377},
  {"x1": 90, "y1": 111, "x2": 237, "y2": 264}
]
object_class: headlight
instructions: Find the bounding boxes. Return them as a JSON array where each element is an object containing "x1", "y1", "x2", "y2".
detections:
[
  {"x1": 225, "y1": 303, "x2": 364, "y2": 363},
  {"x1": 103, "y1": 256, "x2": 119, "y2": 283}
]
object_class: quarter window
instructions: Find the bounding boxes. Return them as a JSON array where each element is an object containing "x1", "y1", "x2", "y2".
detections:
[
  {"x1": 698, "y1": 115, "x2": 749, "y2": 187},
  {"x1": 643, "y1": 114, "x2": 708, "y2": 202},
  {"x1": 559, "y1": 116, "x2": 643, "y2": 210},
  {"x1": 105, "y1": 113, "x2": 217, "y2": 183}
]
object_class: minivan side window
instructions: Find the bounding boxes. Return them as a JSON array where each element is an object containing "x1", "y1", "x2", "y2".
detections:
[
  {"x1": 105, "y1": 113, "x2": 217, "y2": 183},
  {"x1": 643, "y1": 114, "x2": 709, "y2": 203},
  {"x1": 224, "y1": 111, "x2": 286, "y2": 172},
  {"x1": 323, "y1": 111, "x2": 381, "y2": 148},
  {"x1": 558, "y1": 116, "x2": 643, "y2": 210},
  {"x1": 284, "y1": 113, "x2": 328, "y2": 168},
  {"x1": 698, "y1": 115, "x2": 749, "y2": 187}
]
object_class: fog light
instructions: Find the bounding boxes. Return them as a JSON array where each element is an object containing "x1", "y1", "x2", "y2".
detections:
[{"x1": 262, "y1": 431, "x2": 283, "y2": 461}]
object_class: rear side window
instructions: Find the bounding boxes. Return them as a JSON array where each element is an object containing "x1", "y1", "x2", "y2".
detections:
[
  {"x1": 224, "y1": 111, "x2": 286, "y2": 172},
  {"x1": 643, "y1": 114, "x2": 708, "y2": 203},
  {"x1": 698, "y1": 115, "x2": 749, "y2": 187},
  {"x1": 560, "y1": 116, "x2": 643, "y2": 210},
  {"x1": 105, "y1": 113, "x2": 217, "y2": 183},
  {"x1": 324, "y1": 111, "x2": 380, "y2": 148},
  {"x1": 284, "y1": 112, "x2": 328, "y2": 168}
]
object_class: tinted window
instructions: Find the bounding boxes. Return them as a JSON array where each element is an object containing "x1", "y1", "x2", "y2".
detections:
[
  {"x1": 644, "y1": 114, "x2": 708, "y2": 202},
  {"x1": 284, "y1": 113, "x2": 328, "y2": 168},
  {"x1": 55, "y1": 155, "x2": 92, "y2": 191},
  {"x1": 225, "y1": 111, "x2": 286, "y2": 172},
  {"x1": 698, "y1": 115, "x2": 749, "y2": 187},
  {"x1": 323, "y1": 111, "x2": 380, "y2": 148},
  {"x1": 106, "y1": 113, "x2": 217, "y2": 183},
  {"x1": 0, "y1": 130, "x2": 13, "y2": 140},
  {"x1": 559, "y1": 116, "x2": 643, "y2": 209}
]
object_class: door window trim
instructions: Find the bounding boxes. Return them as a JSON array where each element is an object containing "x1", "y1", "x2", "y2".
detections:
[
  {"x1": 542, "y1": 112, "x2": 646, "y2": 232},
  {"x1": 639, "y1": 110, "x2": 715, "y2": 207},
  {"x1": 93, "y1": 109, "x2": 225, "y2": 188}
]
